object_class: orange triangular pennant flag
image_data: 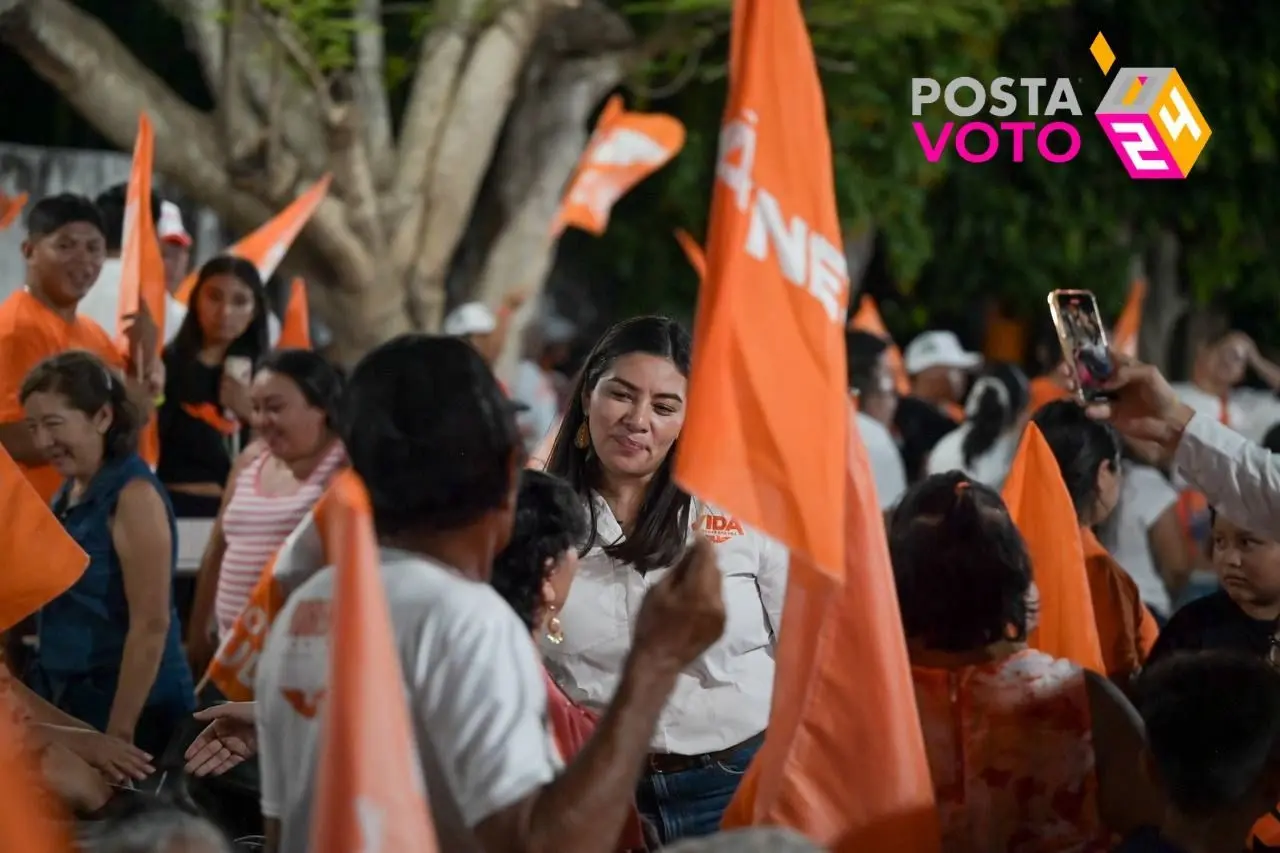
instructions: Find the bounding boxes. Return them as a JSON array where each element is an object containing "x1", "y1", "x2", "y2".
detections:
[
  {"x1": 849, "y1": 296, "x2": 911, "y2": 395},
  {"x1": 723, "y1": 401, "x2": 940, "y2": 849},
  {"x1": 552, "y1": 97, "x2": 686, "y2": 237},
  {"x1": 175, "y1": 176, "x2": 332, "y2": 304},
  {"x1": 0, "y1": 698, "x2": 75, "y2": 852},
  {"x1": 673, "y1": 0, "x2": 849, "y2": 580},
  {"x1": 1002, "y1": 424, "x2": 1106, "y2": 673},
  {"x1": 277, "y1": 277, "x2": 312, "y2": 350},
  {"x1": 674, "y1": 229, "x2": 707, "y2": 280},
  {"x1": 309, "y1": 474, "x2": 436, "y2": 853},
  {"x1": 1112, "y1": 278, "x2": 1146, "y2": 358},
  {"x1": 0, "y1": 445, "x2": 89, "y2": 631},
  {"x1": 0, "y1": 191, "x2": 29, "y2": 231}
]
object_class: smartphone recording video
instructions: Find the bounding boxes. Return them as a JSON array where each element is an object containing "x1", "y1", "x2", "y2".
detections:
[{"x1": 1048, "y1": 290, "x2": 1114, "y2": 403}]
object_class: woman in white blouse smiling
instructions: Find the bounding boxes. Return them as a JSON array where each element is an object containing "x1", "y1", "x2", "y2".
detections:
[{"x1": 543, "y1": 315, "x2": 787, "y2": 845}]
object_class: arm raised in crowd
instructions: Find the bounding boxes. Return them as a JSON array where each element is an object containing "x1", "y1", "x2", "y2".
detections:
[{"x1": 473, "y1": 537, "x2": 725, "y2": 853}]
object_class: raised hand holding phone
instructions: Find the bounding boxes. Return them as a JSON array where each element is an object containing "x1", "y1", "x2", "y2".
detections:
[{"x1": 1047, "y1": 289, "x2": 1115, "y2": 404}]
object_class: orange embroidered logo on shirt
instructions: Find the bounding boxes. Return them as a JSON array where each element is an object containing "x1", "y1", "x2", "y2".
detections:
[{"x1": 700, "y1": 513, "x2": 744, "y2": 543}]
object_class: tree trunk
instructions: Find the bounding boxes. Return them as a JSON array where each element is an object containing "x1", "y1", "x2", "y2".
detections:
[
  {"x1": 1141, "y1": 228, "x2": 1187, "y2": 376},
  {"x1": 0, "y1": 0, "x2": 635, "y2": 365}
]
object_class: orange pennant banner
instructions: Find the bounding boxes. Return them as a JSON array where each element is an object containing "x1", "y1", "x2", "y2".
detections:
[
  {"x1": 277, "y1": 277, "x2": 312, "y2": 350},
  {"x1": 674, "y1": 228, "x2": 707, "y2": 280},
  {"x1": 175, "y1": 176, "x2": 332, "y2": 304},
  {"x1": 553, "y1": 97, "x2": 686, "y2": 237},
  {"x1": 0, "y1": 191, "x2": 29, "y2": 231},
  {"x1": 849, "y1": 296, "x2": 911, "y2": 396},
  {"x1": 1111, "y1": 277, "x2": 1146, "y2": 358}
]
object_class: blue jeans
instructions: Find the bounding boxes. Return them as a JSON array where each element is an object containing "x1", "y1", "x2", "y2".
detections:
[{"x1": 635, "y1": 733, "x2": 763, "y2": 845}]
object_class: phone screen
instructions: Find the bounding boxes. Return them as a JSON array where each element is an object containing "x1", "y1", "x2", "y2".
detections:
[{"x1": 1051, "y1": 291, "x2": 1114, "y2": 401}]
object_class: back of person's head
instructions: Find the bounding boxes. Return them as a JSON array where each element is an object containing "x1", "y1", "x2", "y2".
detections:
[
  {"x1": 86, "y1": 799, "x2": 232, "y2": 853},
  {"x1": 20, "y1": 350, "x2": 141, "y2": 461},
  {"x1": 170, "y1": 255, "x2": 270, "y2": 361},
  {"x1": 1264, "y1": 422, "x2": 1280, "y2": 455},
  {"x1": 344, "y1": 334, "x2": 521, "y2": 538},
  {"x1": 546, "y1": 315, "x2": 693, "y2": 573},
  {"x1": 25, "y1": 193, "x2": 106, "y2": 241},
  {"x1": 961, "y1": 363, "x2": 1029, "y2": 467},
  {"x1": 490, "y1": 470, "x2": 588, "y2": 632},
  {"x1": 255, "y1": 349, "x2": 345, "y2": 431},
  {"x1": 1032, "y1": 399, "x2": 1122, "y2": 520},
  {"x1": 846, "y1": 330, "x2": 889, "y2": 398},
  {"x1": 889, "y1": 471, "x2": 1033, "y2": 651},
  {"x1": 1136, "y1": 651, "x2": 1280, "y2": 819},
  {"x1": 94, "y1": 183, "x2": 163, "y2": 253}
]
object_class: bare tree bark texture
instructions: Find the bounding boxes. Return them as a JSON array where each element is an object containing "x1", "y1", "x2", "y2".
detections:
[{"x1": 0, "y1": 0, "x2": 634, "y2": 364}]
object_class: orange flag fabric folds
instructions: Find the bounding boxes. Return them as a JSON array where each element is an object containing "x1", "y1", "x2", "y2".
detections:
[
  {"x1": 277, "y1": 277, "x2": 312, "y2": 350},
  {"x1": 553, "y1": 97, "x2": 686, "y2": 237},
  {"x1": 0, "y1": 700, "x2": 75, "y2": 852},
  {"x1": 723, "y1": 403, "x2": 941, "y2": 850},
  {"x1": 175, "y1": 176, "x2": 332, "y2": 304},
  {"x1": 1002, "y1": 424, "x2": 1106, "y2": 673},
  {"x1": 673, "y1": 0, "x2": 849, "y2": 579},
  {"x1": 848, "y1": 295, "x2": 911, "y2": 396},
  {"x1": 0, "y1": 191, "x2": 28, "y2": 230},
  {"x1": 0, "y1": 445, "x2": 88, "y2": 632},
  {"x1": 309, "y1": 474, "x2": 436, "y2": 852}
]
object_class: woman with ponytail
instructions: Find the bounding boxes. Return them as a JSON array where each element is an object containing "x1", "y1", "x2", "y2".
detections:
[
  {"x1": 926, "y1": 363, "x2": 1030, "y2": 490},
  {"x1": 20, "y1": 351, "x2": 194, "y2": 757}
]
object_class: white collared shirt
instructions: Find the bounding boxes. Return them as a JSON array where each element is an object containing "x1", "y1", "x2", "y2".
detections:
[
  {"x1": 542, "y1": 496, "x2": 788, "y2": 755},
  {"x1": 1175, "y1": 413, "x2": 1280, "y2": 540}
]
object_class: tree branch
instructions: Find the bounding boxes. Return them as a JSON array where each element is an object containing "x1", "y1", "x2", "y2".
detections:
[
  {"x1": 249, "y1": 0, "x2": 336, "y2": 118},
  {"x1": 352, "y1": 0, "x2": 393, "y2": 182}
]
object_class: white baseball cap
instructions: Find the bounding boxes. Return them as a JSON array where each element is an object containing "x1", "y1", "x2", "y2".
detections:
[
  {"x1": 157, "y1": 201, "x2": 191, "y2": 247},
  {"x1": 903, "y1": 330, "x2": 982, "y2": 375},
  {"x1": 442, "y1": 302, "x2": 498, "y2": 337}
]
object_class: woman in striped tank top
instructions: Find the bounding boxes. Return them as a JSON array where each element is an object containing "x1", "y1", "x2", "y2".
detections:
[{"x1": 185, "y1": 350, "x2": 346, "y2": 678}]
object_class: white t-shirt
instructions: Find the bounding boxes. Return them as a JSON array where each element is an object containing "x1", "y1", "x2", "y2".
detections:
[
  {"x1": 1097, "y1": 462, "x2": 1179, "y2": 615},
  {"x1": 255, "y1": 548, "x2": 561, "y2": 853},
  {"x1": 926, "y1": 423, "x2": 1022, "y2": 491},
  {"x1": 854, "y1": 412, "x2": 907, "y2": 509},
  {"x1": 1171, "y1": 381, "x2": 1280, "y2": 445},
  {"x1": 79, "y1": 258, "x2": 281, "y2": 348}
]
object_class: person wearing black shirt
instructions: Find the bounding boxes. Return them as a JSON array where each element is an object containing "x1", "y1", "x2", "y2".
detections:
[{"x1": 157, "y1": 256, "x2": 270, "y2": 516}]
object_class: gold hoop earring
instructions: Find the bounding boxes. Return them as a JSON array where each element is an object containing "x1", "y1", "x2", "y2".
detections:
[
  {"x1": 573, "y1": 422, "x2": 590, "y2": 450},
  {"x1": 545, "y1": 607, "x2": 565, "y2": 645}
]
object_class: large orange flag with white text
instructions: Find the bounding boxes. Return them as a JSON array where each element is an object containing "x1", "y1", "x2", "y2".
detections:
[
  {"x1": 309, "y1": 474, "x2": 436, "y2": 853},
  {"x1": 1002, "y1": 423, "x2": 1106, "y2": 672},
  {"x1": 849, "y1": 295, "x2": 911, "y2": 395},
  {"x1": 115, "y1": 113, "x2": 167, "y2": 466},
  {"x1": 277, "y1": 277, "x2": 312, "y2": 350},
  {"x1": 553, "y1": 97, "x2": 686, "y2": 237},
  {"x1": 1111, "y1": 278, "x2": 1146, "y2": 358},
  {"x1": 673, "y1": 0, "x2": 849, "y2": 579},
  {"x1": 0, "y1": 445, "x2": 88, "y2": 632},
  {"x1": 175, "y1": 176, "x2": 332, "y2": 304},
  {"x1": 723, "y1": 403, "x2": 941, "y2": 849}
]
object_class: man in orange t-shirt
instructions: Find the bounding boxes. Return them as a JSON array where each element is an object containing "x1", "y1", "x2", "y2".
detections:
[{"x1": 0, "y1": 193, "x2": 160, "y2": 503}]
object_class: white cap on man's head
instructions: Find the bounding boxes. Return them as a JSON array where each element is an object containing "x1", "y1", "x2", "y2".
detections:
[
  {"x1": 903, "y1": 330, "x2": 982, "y2": 375},
  {"x1": 158, "y1": 201, "x2": 192, "y2": 247},
  {"x1": 442, "y1": 302, "x2": 498, "y2": 337}
]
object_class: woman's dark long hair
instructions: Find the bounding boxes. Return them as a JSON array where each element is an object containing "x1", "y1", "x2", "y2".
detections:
[
  {"x1": 545, "y1": 316, "x2": 693, "y2": 573},
  {"x1": 961, "y1": 363, "x2": 1029, "y2": 467},
  {"x1": 168, "y1": 255, "x2": 270, "y2": 363},
  {"x1": 1032, "y1": 399, "x2": 1122, "y2": 520}
]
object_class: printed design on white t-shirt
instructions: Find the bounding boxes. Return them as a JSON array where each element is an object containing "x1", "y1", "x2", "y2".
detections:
[{"x1": 278, "y1": 598, "x2": 331, "y2": 718}]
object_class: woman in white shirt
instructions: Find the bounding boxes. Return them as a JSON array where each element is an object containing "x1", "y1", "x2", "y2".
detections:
[
  {"x1": 926, "y1": 363, "x2": 1029, "y2": 490},
  {"x1": 542, "y1": 315, "x2": 787, "y2": 845}
]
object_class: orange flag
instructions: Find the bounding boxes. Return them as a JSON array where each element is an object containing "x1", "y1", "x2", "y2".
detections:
[
  {"x1": 848, "y1": 295, "x2": 911, "y2": 396},
  {"x1": 1112, "y1": 278, "x2": 1146, "y2": 358},
  {"x1": 552, "y1": 97, "x2": 686, "y2": 237},
  {"x1": 309, "y1": 474, "x2": 436, "y2": 853},
  {"x1": 175, "y1": 176, "x2": 332, "y2": 304},
  {"x1": 0, "y1": 191, "x2": 28, "y2": 230},
  {"x1": 674, "y1": 228, "x2": 707, "y2": 280},
  {"x1": 114, "y1": 113, "x2": 167, "y2": 467},
  {"x1": 1002, "y1": 423, "x2": 1106, "y2": 672},
  {"x1": 0, "y1": 703, "x2": 75, "y2": 852},
  {"x1": 0, "y1": 445, "x2": 89, "y2": 632},
  {"x1": 277, "y1": 277, "x2": 312, "y2": 350},
  {"x1": 674, "y1": 0, "x2": 850, "y2": 579},
  {"x1": 723, "y1": 402, "x2": 940, "y2": 849}
]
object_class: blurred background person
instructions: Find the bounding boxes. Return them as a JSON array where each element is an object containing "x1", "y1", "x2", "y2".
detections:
[
  {"x1": 846, "y1": 330, "x2": 907, "y2": 509},
  {"x1": 927, "y1": 363, "x2": 1029, "y2": 491}
]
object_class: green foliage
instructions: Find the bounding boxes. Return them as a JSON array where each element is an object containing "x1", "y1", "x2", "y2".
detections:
[{"x1": 259, "y1": 0, "x2": 362, "y2": 72}]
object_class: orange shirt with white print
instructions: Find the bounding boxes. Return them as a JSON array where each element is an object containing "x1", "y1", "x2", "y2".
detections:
[
  {"x1": 0, "y1": 289, "x2": 125, "y2": 503},
  {"x1": 1080, "y1": 527, "x2": 1159, "y2": 683}
]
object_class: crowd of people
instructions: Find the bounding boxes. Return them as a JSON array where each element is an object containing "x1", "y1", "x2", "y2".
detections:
[{"x1": 5, "y1": 185, "x2": 1280, "y2": 853}]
